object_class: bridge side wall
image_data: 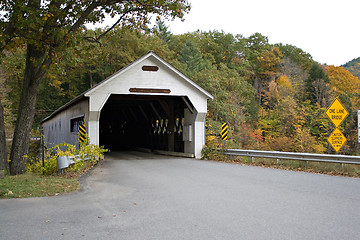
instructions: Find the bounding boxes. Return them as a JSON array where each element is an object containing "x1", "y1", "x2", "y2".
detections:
[{"x1": 42, "y1": 98, "x2": 89, "y2": 148}]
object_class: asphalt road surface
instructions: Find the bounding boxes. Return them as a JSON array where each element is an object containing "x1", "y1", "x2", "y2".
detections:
[{"x1": 1, "y1": 151, "x2": 360, "y2": 240}]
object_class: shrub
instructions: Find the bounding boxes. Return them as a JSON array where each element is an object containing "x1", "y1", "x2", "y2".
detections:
[
  {"x1": 26, "y1": 136, "x2": 107, "y2": 175},
  {"x1": 265, "y1": 135, "x2": 295, "y2": 152}
]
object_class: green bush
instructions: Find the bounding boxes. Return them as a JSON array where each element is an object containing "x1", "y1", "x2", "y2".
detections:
[{"x1": 26, "y1": 136, "x2": 108, "y2": 175}]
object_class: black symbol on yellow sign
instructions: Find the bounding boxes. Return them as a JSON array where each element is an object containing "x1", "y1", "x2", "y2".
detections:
[
  {"x1": 326, "y1": 97, "x2": 349, "y2": 128},
  {"x1": 328, "y1": 128, "x2": 346, "y2": 152},
  {"x1": 221, "y1": 123, "x2": 228, "y2": 140},
  {"x1": 79, "y1": 123, "x2": 87, "y2": 143}
]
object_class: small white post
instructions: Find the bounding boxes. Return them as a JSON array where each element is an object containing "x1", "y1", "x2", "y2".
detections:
[{"x1": 358, "y1": 110, "x2": 360, "y2": 143}]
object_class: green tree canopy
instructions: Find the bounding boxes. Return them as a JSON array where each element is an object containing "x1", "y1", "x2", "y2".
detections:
[{"x1": 0, "y1": 0, "x2": 191, "y2": 175}]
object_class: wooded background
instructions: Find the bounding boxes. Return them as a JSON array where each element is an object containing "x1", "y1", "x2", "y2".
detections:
[
  {"x1": 1, "y1": 1, "x2": 360, "y2": 175},
  {"x1": 3, "y1": 23, "x2": 360, "y2": 153}
]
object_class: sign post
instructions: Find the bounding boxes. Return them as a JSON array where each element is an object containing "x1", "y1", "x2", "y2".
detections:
[{"x1": 326, "y1": 98, "x2": 348, "y2": 152}]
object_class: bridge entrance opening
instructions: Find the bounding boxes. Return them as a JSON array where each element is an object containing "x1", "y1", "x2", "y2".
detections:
[
  {"x1": 42, "y1": 52, "x2": 212, "y2": 158},
  {"x1": 99, "y1": 94, "x2": 192, "y2": 153}
]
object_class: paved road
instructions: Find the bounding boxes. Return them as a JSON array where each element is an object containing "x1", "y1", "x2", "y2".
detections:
[{"x1": 1, "y1": 151, "x2": 360, "y2": 240}]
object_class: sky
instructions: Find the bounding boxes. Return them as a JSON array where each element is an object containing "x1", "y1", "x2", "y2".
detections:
[
  {"x1": 164, "y1": 0, "x2": 360, "y2": 66},
  {"x1": 92, "y1": 0, "x2": 360, "y2": 66}
]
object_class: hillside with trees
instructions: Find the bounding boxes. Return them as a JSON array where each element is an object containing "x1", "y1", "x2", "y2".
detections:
[
  {"x1": 1, "y1": 20, "x2": 360, "y2": 169},
  {"x1": 343, "y1": 57, "x2": 360, "y2": 79}
]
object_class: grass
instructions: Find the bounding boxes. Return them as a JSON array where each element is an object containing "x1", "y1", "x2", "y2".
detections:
[
  {"x1": 0, "y1": 173, "x2": 80, "y2": 199},
  {"x1": 0, "y1": 157, "x2": 101, "y2": 199},
  {"x1": 210, "y1": 154, "x2": 360, "y2": 178}
]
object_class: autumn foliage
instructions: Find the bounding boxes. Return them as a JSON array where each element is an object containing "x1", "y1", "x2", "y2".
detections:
[
  {"x1": 325, "y1": 65, "x2": 360, "y2": 95},
  {"x1": 1, "y1": 24, "x2": 360, "y2": 162}
]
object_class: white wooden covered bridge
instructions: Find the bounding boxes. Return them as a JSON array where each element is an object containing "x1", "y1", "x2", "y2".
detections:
[{"x1": 41, "y1": 51, "x2": 213, "y2": 158}]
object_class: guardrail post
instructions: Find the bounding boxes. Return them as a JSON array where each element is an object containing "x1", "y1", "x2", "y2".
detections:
[{"x1": 251, "y1": 156, "x2": 254, "y2": 163}]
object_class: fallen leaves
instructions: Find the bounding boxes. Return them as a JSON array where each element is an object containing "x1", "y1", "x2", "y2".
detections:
[{"x1": 4, "y1": 190, "x2": 13, "y2": 196}]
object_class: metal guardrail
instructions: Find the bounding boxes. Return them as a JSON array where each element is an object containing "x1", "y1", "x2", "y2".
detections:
[
  {"x1": 57, "y1": 154, "x2": 91, "y2": 173},
  {"x1": 223, "y1": 149, "x2": 360, "y2": 165}
]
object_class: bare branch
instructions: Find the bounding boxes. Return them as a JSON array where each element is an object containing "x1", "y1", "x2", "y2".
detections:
[
  {"x1": 68, "y1": 2, "x2": 101, "y2": 33},
  {"x1": 83, "y1": 36, "x2": 102, "y2": 45},
  {"x1": 82, "y1": 11, "x2": 126, "y2": 45},
  {"x1": 83, "y1": 4, "x2": 146, "y2": 44},
  {"x1": 134, "y1": 0, "x2": 161, "y2": 8},
  {"x1": 68, "y1": 0, "x2": 127, "y2": 34},
  {"x1": 93, "y1": 8, "x2": 134, "y2": 41}
]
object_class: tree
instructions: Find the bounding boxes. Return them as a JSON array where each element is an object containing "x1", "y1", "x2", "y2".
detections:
[
  {"x1": 305, "y1": 63, "x2": 330, "y2": 107},
  {"x1": 0, "y1": 65, "x2": 11, "y2": 172},
  {"x1": 324, "y1": 65, "x2": 360, "y2": 95},
  {"x1": 279, "y1": 57, "x2": 308, "y2": 102},
  {"x1": 256, "y1": 46, "x2": 283, "y2": 106},
  {"x1": 0, "y1": 69, "x2": 8, "y2": 172},
  {"x1": 152, "y1": 18, "x2": 172, "y2": 43},
  {"x1": 241, "y1": 33, "x2": 271, "y2": 106},
  {"x1": 276, "y1": 43, "x2": 313, "y2": 70},
  {"x1": 0, "y1": 0, "x2": 190, "y2": 175},
  {"x1": 312, "y1": 79, "x2": 330, "y2": 107},
  {"x1": 342, "y1": 57, "x2": 360, "y2": 79},
  {"x1": 192, "y1": 63, "x2": 255, "y2": 127},
  {"x1": 0, "y1": 101, "x2": 6, "y2": 172},
  {"x1": 257, "y1": 47, "x2": 283, "y2": 80},
  {"x1": 198, "y1": 30, "x2": 241, "y2": 67},
  {"x1": 178, "y1": 39, "x2": 210, "y2": 74}
]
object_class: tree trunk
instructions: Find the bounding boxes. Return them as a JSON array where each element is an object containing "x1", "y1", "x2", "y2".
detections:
[
  {"x1": 9, "y1": 44, "x2": 48, "y2": 175},
  {"x1": 90, "y1": 70, "x2": 93, "y2": 88},
  {"x1": 0, "y1": 100, "x2": 9, "y2": 172}
]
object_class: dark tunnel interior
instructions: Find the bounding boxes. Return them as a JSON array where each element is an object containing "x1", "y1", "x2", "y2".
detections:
[{"x1": 99, "y1": 94, "x2": 193, "y2": 152}]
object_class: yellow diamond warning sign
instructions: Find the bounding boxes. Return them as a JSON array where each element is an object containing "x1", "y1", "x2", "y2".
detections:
[
  {"x1": 326, "y1": 98, "x2": 348, "y2": 127},
  {"x1": 328, "y1": 128, "x2": 346, "y2": 152}
]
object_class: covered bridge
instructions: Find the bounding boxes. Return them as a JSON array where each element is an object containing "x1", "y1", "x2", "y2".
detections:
[{"x1": 41, "y1": 51, "x2": 213, "y2": 158}]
